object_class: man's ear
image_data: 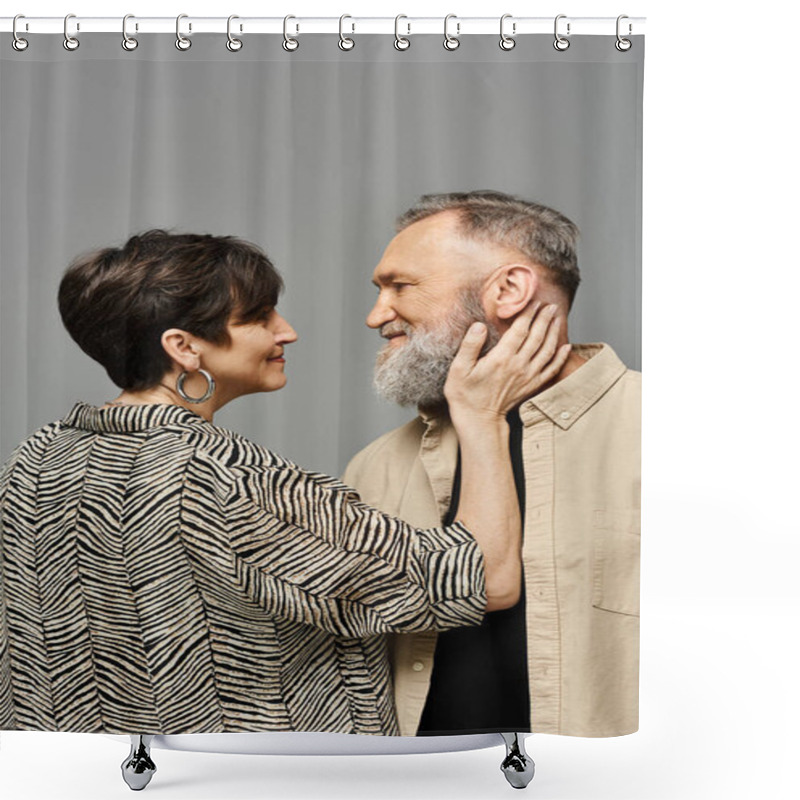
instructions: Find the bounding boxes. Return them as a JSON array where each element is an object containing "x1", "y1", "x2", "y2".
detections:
[
  {"x1": 161, "y1": 329, "x2": 202, "y2": 372},
  {"x1": 484, "y1": 264, "x2": 539, "y2": 321}
]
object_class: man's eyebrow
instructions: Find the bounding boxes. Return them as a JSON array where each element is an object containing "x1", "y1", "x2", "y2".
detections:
[{"x1": 372, "y1": 271, "x2": 398, "y2": 288}]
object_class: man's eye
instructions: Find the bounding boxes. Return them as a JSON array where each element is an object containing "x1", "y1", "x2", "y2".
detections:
[{"x1": 392, "y1": 282, "x2": 410, "y2": 290}]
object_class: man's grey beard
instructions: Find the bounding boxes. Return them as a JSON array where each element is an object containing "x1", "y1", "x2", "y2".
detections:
[{"x1": 373, "y1": 284, "x2": 501, "y2": 408}]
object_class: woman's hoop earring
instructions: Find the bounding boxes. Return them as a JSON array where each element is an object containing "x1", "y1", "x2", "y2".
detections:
[{"x1": 176, "y1": 369, "x2": 216, "y2": 404}]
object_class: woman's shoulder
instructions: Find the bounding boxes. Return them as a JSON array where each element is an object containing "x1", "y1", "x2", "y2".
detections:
[
  {"x1": 0, "y1": 419, "x2": 66, "y2": 486},
  {"x1": 7, "y1": 418, "x2": 65, "y2": 458},
  {"x1": 180, "y1": 421, "x2": 304, "y2": 477},
  {"x1": 193, "y1": 426, "x2": 353, "y2": 499},
  {"x1": 181, "y1": 423, "x2": 326, "y2": 494}
]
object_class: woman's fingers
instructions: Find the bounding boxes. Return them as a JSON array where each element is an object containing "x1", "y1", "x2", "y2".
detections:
[
  {"x1": 449, "y1": 321, "x2": 489, "y2": 375},
  {"x1": 493, "y1": 302, "x2": 560, "y2": 366},
  {"x1": 530, "y1": 343, "x2": 572, "y2": 391},
  {"x1": 520, "y1": 311, "x2": 561, "y2": 369},
  {"x1": 488, "y1": 302, "x2": 541, "y2": 358},
  {"x1": 446, "y1": 302, "x2": 570, "y2": 416},
  {"x1": 516, "y1": 303, "x2": 560, "y2": 361}
]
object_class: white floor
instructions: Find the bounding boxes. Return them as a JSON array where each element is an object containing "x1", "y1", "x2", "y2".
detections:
[{"x1": 2, "y1": 598, "x2": 797, "y2": 800}]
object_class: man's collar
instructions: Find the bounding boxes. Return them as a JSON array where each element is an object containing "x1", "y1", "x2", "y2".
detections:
[
  {"x1": 418, "y1": 343, "x2": 628, "y2": 431},
  {"x1": 419, "y1": 403, "x2": 449, "y2": 426},
  {"x1": 519, "y1": 343, "x2": 627, "y2": 429}
]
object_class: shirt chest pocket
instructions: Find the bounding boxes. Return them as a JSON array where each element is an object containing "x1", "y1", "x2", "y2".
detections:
[{"x1": 592, "y1": 509, "x2": 640, "y2": 617}]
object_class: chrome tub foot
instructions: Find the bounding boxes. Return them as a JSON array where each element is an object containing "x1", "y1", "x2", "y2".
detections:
[
  {"x1": 500, "y1": 732, "x2": 535, "y2": 789},
  {"x1": 121, "y1": 734, "x2": 157, "y2": 791}
]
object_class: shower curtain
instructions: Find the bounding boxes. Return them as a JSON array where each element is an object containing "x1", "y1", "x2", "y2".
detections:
[{"x1": 0, "y1": 24, "x2": 644, "y2": 739}]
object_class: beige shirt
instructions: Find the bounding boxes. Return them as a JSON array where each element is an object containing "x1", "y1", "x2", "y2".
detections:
[{"x1": 343, "y1": 343, "x2": 640, "y2": 737}]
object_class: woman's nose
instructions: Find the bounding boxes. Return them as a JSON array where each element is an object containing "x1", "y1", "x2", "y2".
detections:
[{"x1": 276, "y1": 313, "x2": 298, "y2": 343}]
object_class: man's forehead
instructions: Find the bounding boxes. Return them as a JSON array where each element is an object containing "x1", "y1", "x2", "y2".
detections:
[
  {"x1": 372, "y1": 214, "x2": 488, "y2": 280},
  {"x1": 371, "y1": 251, "x2": 455, "y2": 286}
]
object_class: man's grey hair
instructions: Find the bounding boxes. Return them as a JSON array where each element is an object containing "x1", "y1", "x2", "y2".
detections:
[{"x1": 397, "y1": 190, "x2": 581, "y2": 308}]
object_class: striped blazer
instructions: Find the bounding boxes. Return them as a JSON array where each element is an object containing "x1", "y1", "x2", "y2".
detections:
[{"x1": 0, "y1": 402, "x2": 485, "y2": 735}]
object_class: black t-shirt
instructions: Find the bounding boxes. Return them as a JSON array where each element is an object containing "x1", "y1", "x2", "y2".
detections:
[{"x1": 417, "y1": 408, "x2": 531, "y2": 735}]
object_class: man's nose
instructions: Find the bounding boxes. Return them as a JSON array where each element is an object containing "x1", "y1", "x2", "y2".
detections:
[{"x1": 366, "y1": 293, "x2": 396, "y2": 329}]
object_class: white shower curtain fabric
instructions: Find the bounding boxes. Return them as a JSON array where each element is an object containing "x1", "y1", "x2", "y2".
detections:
[{"x1": 0, "y1": 31, "x2": 644, "y2": 737}]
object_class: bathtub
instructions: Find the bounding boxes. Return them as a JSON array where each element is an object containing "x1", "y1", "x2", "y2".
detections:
[{"x1": 116, "y1": 731, "x2": 535, "y2": 791}]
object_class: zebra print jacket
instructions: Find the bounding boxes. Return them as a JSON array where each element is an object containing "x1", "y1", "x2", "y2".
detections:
[{"x1": 0, "y1": 402, "x2": 485, "y2": 735}]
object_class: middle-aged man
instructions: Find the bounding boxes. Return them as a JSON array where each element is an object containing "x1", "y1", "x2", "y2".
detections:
[{"x1": 343, "y1": 190, "x2": 641, "y2": 738}]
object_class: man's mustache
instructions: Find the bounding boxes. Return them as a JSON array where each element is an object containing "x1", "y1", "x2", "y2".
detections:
[{"x1": 380, "y1": 321, "x2": 412, "y2": 339}]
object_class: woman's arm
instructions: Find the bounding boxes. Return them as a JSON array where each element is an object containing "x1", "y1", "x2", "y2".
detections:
[
  {"x1": 224, "y1": 305, "x2": 567, "y2": 635},
  {"x1": 444, "y1": 304, "x2": 570, "y2": 610},
  {"x1": 221, "y1": 306, "x2": 566, "y2": 634},
  {"x1": 225, "y1": 466, "x2": 486, "y2": 638}
]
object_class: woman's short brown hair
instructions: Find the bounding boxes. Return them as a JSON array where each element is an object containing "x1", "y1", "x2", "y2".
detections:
[{"x1": 58, "y1": 230, "x2": 284, "y2": 390}]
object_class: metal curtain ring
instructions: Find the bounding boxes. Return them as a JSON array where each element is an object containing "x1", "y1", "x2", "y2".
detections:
[
  {"x1": 175, "y1": 13, "x2": 191, "y2": 51},
  {"x1": 122, "y1": 14, "x2": 138, "y2": 51},
  {"x1": 615, "y1": 15, "x2": 632, "y2": 51},
  {"x1": 443, "y1": 14, "x2": 460, "y2": 51},
  {"x1": 226, "y1": 15, "x2": 243, "y2": 51},
  {"x1": 499, "y1": 14, "x2": 516, "y2": 51},
  {"x1": 63, "y1": 13, "x2": 80, "y2": 51},
  {"x1": 553, "y1": 14, "x2": 570, "y2": 51},
  {"x1": 12, "y1": 14, "x2": 29, "y2": 52},
  {"x1": 394, "y1": 14, "x2": 410, "y2": 51},
  {"x1": 339, "y1": 14, "x2": 355, "y2": 51},
  {"x1": 282, "y1": 15, "x2": 299, "y2": 51}
]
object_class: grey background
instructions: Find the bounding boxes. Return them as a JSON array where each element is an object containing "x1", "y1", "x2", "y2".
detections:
[{"x1": 0, "y1": 34, "x2": 643, "y2": 474}]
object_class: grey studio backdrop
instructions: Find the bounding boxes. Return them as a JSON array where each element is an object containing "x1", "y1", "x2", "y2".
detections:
[{"x1": 0, "y1": 33, "x2": 643, "y2": 475}]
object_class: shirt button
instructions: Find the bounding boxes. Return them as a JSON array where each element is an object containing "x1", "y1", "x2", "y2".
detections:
[
  {"x1": 560, "y1": 411, "x2": 571, "y2": 420},
  {"x1": 412, "y1": 661, "x2": 425, "y2": 672}
]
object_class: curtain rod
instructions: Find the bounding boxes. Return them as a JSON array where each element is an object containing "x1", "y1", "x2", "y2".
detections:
[{"x1": 1, "y1": 16, "x2": 646, "y2": 36}]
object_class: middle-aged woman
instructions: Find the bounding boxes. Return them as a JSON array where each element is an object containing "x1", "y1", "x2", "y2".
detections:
[{"x1": 0, "y1": 230, "x2": 570, "y2": 737}]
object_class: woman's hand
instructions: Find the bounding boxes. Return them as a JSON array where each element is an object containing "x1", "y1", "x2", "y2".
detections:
[
  {"x1": 444, "y1": 303, "x2": 571, "y2": 426},
  {"x1": 444, "y1": 303, "x2": 569, "y2": 610}
]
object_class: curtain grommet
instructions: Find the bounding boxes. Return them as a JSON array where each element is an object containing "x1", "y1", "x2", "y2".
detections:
[
  {"x1": 12, "y1": 15, "x2": 29, "y2": 51},
  {"x1": 175, "y1": 13, "x2": 192, "y2": 51},
  {"x1": 63, "y1": 13, "x2": 80, "y2": 51},
  {"x1": 499, "y1": 14, "x2": 516, "y2": 51},
  {"x1": 338, "y1": 14, "x2": 355, "y2": 51},
  {"x1": 553, "y1": 14, "x2": 570, "y2": 51},
  {"x1": 226, "y1": 15, "x2": 243, "y2": 52},
  {"x1": 282, "y1": 15, "x2": 299, "y2": 51},
  {"x1": 394, "y1": 15, "x2": 410, "y2": 51},
  {"x1": 615, "y1": 15, "x2": 632, "y2": 51},
  {"x1": 443, "y1": 14, "x2": 460, "y2": 51},
  {"x1": 121, "y1": 14, "x2": 138, "y2": 51}
]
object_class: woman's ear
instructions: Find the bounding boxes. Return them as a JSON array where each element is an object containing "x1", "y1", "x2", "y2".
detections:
[
  {"x1": 484, "y1": 264, "x2": 539, "y2": 321},
  {"x1": 161, "y1": 329, "x2": 202, "y2": 372}
]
